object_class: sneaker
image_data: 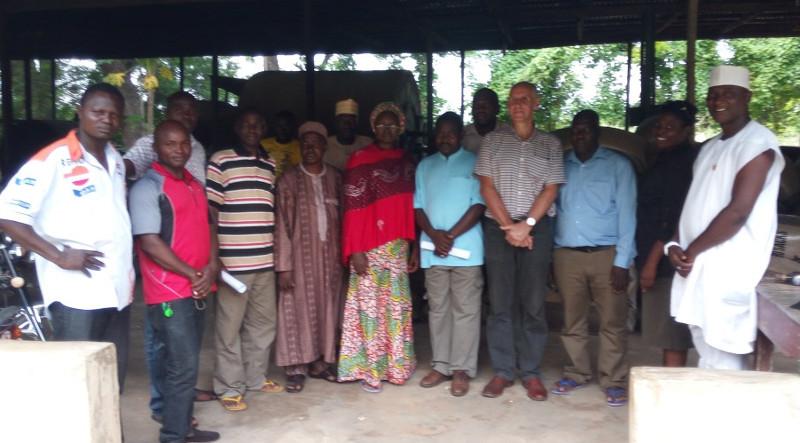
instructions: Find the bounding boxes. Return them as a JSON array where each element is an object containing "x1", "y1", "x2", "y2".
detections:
[{"x1": 605, "y1": 386, "x2": 628, "y2": 407}]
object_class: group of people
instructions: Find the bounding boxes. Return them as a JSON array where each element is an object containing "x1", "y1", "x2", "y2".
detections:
[{"x1": 0, "y1": 64, "x2": 783, "y2": 443}]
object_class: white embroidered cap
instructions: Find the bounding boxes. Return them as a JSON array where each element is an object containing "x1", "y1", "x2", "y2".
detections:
[{"x1": 709, "y1": 65, "x2": 750, "y2": 90}]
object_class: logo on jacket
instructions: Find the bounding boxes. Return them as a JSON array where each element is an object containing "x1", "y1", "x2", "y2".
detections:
[
  {"x1": 14, "y1": 177, "x2": 36, "y2": 186},
  {"x1": 64, "y1": 165, "x2": 96, "y2": 197}
]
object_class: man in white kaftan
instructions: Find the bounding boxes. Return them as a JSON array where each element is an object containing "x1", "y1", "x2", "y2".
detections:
[{"x1": 667, "y1": 65, "x2": 784, "y2": 370}]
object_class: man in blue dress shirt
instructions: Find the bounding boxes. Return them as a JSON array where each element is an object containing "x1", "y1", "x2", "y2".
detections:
[
  {"x1": 551, "y1": 110, "x2": 637, "y2": 408},
  {"x1": 415, "y1": 112, "x2": 486, "y2": 397}
]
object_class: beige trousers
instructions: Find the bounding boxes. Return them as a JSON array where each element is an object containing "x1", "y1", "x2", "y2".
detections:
[
  {"x1": 554, "y1": 248, "x2": 628, "y2": 388},
  {"x1": 213, "y1": 270, "x2": 277, "y2": 397}
]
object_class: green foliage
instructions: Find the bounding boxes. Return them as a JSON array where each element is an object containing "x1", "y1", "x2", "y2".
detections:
[{"x1": 729, "y1": 37, "x2": 800, "y2": 137}]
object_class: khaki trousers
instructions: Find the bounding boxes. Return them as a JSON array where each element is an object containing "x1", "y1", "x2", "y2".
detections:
[
  {"x1": 213, "y1": 270, "x2": 277, "y2": 397},
  {"x1": 554, "y1": 248, "x2": 628, "y2": 388},
  {"x1": 424, "y1": 265, "x2": 483, "y2": 378}
]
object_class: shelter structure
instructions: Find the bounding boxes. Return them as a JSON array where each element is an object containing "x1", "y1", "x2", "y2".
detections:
[{"x1": 1, "y1": 0, "x2": 799, "y2": 165}]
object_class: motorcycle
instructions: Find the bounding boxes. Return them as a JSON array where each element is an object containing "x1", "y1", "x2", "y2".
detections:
[{"x1": 0, "y1": 235, "x2": 49, "y2": 341}]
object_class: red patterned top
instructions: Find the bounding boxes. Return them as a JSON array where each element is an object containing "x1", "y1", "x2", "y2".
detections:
[{"x1": 342, "y1": 144, "x2": 416, "y2": 263}]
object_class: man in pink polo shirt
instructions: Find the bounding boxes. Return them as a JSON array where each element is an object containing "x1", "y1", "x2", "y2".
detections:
[{"x1": 129, "y1": 120, "x2": 220, "y2": 443}]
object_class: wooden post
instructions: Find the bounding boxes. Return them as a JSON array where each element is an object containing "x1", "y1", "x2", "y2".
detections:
[
  {"x1": 686, "y1": 0, "x2": 698, "y2": 105},
  {"x1": 459, "y1": 50, "x2": 465, "y2": 120},
  {"x1": 0, "y1": 6, "x2": 11, "y2": 175},
  {"x1": 23, "y1": 58, "x2": 32, "y2": 121}
]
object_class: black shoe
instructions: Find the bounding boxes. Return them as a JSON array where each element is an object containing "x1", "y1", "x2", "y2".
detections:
[{"x1": 185, "y1": 429, "x2": 220, "y2": 442}]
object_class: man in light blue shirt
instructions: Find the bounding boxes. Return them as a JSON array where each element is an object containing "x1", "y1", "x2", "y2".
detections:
[
  {"x1": 414, "y1": 112, "x2": 485, "y2": 397},
  {"x1": 551, "y1": 110, "x2": 636, "y2": 408}
]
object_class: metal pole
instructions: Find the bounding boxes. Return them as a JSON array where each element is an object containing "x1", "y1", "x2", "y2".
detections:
[
  {"x1": 211, "y1": 55, "x2": 219, "y2": 149},
  {"x1": 640, "y1": 9, "x2": 656, "y2": 117},
  {"x1": 625, "y1": 42, "x2": 632, "y2": 131},
  {"x1": 23, "y1": 59, "x2": 32, "y2": 121},
  {"x1": 304, "y1": 0, "x2": 315, "y2": 119},
  {"x1": 50, "y1": 59, "x2": 56, "y2": 120},
  {"x1": 459, "y1": 50, "x2": 465, "y2": 119},
  {"x1": 179, "y1": 56, "x2": 185, "y2": 91},
  {"x1": 686, "y1": 0, "x2": 698, "y2": 105},
  {"x1": 426, "y1": 49, "x2": 434, "y2": 147}
]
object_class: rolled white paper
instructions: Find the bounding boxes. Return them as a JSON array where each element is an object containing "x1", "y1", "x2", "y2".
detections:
[
  {"x1": 420, "y1": 240, "x2": 471, "y2": 260},
  {"x1": 221, "y1": 270, "x2": 247, "y2": 294}
]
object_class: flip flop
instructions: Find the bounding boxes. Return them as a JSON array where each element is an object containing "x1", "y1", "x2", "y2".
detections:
[
  {"x1": 308, "y1": 366, "x2": 338, "y2": 383},
  {"x1": 258, "y1": 378, "x2": 285, "y2": 393},
  {"x1": 359, "y1": 380, "x2": 382, "y2": 393},
  {"x1": 219, "y1": 395, "x2": 247, "y2": 412},
  {"x1": 286, "y1": 374, "x2": 306, "y2": 393}
]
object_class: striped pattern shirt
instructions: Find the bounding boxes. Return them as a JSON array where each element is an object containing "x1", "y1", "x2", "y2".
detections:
[
  {"x1": 474, "y1": 124, "x2": 565, "y2": 219},
  {"x1": 207, "y1": 146, "x2": 276, "y2": 273}
]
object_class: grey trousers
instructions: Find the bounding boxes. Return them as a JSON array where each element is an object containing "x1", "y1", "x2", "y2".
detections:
[
  {"x1": 483, "y1": 217, "x2": 552, "y2": 381},
  {"x1": 424, "y1": 265, "x2": 483, "y2": 378},
  {"x1": 213, "y1": 270, "x2": 277, "y2": 398}
]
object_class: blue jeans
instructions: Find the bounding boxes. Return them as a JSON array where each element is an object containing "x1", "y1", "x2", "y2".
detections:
[
  {"x1": 147, "y1": 298, "x2": 205, "y2": 443},
  {"x1": 49, "y1": 302, "x2": 131, "y2": 391},
  {"x1": 482, "y1": 217, "x2": 553, "y2": 381},
  {"x1": 144, "y1": 314, "x2": 165, "y2": 416}
]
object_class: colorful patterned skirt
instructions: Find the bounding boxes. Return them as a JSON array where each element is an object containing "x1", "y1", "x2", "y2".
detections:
[{"x1": 337, "y1": 239, "x2": 416, "y2": 387}]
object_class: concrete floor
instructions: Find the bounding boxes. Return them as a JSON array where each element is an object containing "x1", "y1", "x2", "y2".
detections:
[{"x1": 120, "y1": 298, "x2": 797, "y2": 443}]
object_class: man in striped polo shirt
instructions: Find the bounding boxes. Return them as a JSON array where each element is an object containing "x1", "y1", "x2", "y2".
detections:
[
  {"x1": 207, "y1": 109, "x2": 284, "y2": 412},
  {"x1": 474, "y1": 81, "x2": 565, "y2": 401}
]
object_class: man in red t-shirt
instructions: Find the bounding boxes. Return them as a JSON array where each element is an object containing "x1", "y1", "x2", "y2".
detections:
[{"x1": 129, "y1": 120, "x2": 220, "y2": 443}]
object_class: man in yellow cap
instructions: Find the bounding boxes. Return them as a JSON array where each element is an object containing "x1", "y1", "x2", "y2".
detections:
[{"x1": 324, "y1": 98, "x2": 372, "y2": 171}]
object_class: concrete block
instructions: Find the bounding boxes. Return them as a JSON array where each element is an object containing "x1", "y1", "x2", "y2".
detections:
[
  {"x1": 0, "y1": 341, "x2": 120, "y2": 443},
  {"x1": 630, "y1": 366, "x2": 800, "y2": 443}
]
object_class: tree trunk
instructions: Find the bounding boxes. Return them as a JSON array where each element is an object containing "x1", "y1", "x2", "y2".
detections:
[
  {"x1": 99, "y1": 60, "x2": 144, "y2": 148},
  {"x1": 263, "y1": 55, "x2": 279, "y2": 71}
]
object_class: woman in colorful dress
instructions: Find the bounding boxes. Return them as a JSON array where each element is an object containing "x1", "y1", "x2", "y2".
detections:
[
  {"x1": 637, "y1": 100, "x2": 698, "y2": 367},
  {"x1": 337, "y1": 102, "x2": 418, "y2": 392}
]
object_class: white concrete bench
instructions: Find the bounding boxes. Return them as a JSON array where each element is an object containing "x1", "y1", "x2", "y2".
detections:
[
  {"x1": 630, "y1": 367, "x2": 800, "y2": 443},
  {"x1": 0, "y1": 341, "x2": 120, "y2": 443}
]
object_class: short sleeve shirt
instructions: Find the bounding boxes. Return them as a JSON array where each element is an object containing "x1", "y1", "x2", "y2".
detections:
[
  {"x1": 129, "y1": 163, "x2": 211, "y2": 304},
  {"x1": 414, "y1": 148, "x2": 485, "y2": 268},
  {"x1": 206, "y1": 147, "x2": 276, "y2": 274},
  {"x1": 0, "y1": 130, "x2": 134, "y2": 310},
  {"x1": 473, "y1": 125, "x2": 565, "y2": 219}
]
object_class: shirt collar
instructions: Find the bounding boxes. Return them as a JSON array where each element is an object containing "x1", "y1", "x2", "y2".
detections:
[
  {"x1": 233, "y1": 145, "x2": 265, "y2": 158},
  {"x1": 151, "y1": 161, "x2": 194, "y2": 184},
  {"x1": 566, "y1": 146, "x2": 610, "y2": 164},
  {"x1": 435, "y1": 146, "x2": 466, "y2": 161}
]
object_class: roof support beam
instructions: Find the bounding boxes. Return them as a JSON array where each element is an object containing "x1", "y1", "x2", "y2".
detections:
[
  {"x1": 687, "y1": 0, "x2": 698, "y2": 105},
  {"x1": 721, "y1": 10, "x2": 762, "y2": 35}
]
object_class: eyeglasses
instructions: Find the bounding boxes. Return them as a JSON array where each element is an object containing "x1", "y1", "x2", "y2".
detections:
[{"x1": 375, "y1": 124, "x2": 399, "y2": 130}]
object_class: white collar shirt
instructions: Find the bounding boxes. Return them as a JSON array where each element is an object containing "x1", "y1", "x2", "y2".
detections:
[{"x1": 0, "y1": 130, "x2": 134, "y2": 310}]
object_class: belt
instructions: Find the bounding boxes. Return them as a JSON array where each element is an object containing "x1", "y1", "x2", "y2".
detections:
[{"x1": 564, "y1": 245, "x2": 614, "y2": 253}]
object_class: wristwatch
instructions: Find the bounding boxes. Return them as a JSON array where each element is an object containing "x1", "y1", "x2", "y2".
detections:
[
  {"x1": 663, "y1": 241, "x2": 680, "y2": 256},
  {"x1": 525, "y1": 217, "x2": 537, "y2": 227}
]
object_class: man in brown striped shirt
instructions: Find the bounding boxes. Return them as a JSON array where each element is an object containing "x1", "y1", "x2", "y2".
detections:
[
  {"x1": 474, "y1": 81, "x2": 565, "y2": 401},
  {"x1": 207, "y1": 109, "x2": 284, "y2": 412}
]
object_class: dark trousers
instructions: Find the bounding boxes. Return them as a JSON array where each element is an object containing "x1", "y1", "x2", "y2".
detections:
[
  {"x1": 144, "y1": 314, "x2": 165, "y2": 416},
  {"x1": 483, "y1": 217, "x2": 553, "y2": 381},
  {"x1": 49, "y1": 302, "x2": 131, "y2": 391},
  {"x1": 148, "y1": 298, "x2": 205, "y2": 443}
]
